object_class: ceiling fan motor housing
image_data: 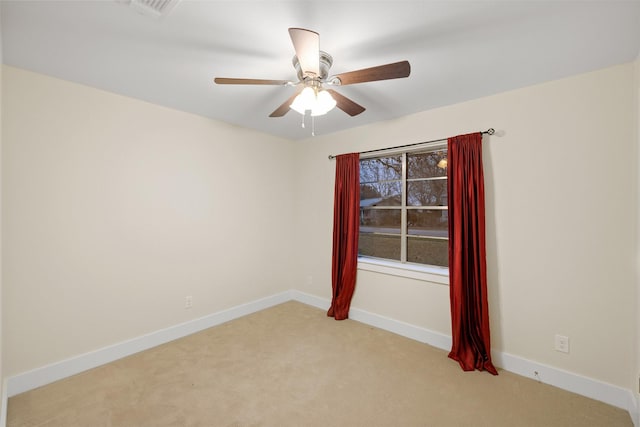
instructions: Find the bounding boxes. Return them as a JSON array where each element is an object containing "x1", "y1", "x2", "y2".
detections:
[{"x1": 293, "y1": 51, "x2": 333, "y2": 82}]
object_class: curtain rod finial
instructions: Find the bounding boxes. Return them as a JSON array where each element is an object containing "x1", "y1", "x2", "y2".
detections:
[{"x1": 486, "y1": 128, "x2": 495, "y2": 135}]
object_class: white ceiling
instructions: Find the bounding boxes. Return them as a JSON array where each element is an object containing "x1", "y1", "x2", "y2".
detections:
[{"x1": 2, "y1": 1, "x2": 639, "y2": 140}]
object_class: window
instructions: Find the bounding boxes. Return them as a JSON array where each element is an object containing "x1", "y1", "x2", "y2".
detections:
[{"x1": 359, "y1": 144, "x2": 448, "y2": 268}]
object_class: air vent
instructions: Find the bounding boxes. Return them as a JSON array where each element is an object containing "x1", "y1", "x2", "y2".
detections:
[{"x1": 122, "y1": 0, "x2": 181, "y2": 18}]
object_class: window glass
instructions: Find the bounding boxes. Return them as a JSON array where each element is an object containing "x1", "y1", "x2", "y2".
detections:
[
  {"x1": 407, "y1": 180, "x2": 447, "y2": 207},
  {"x1": 407, "y1": 209, "x2": 448, "y2": 238},
  {"x1": 360, "y1": 209, "x2": 401, "y2": 232},
  {"x1": 407, "y1": 237, "x2": 449, "y2": 266},
  {"x1": 407, "y1": 150, "x2": 447, "y2": 179},
  {"x1": 360, "y1": 182, "x2": 402, "y2": 206},
  {"x1": 359, "y1": 234, "x2": 401, "y2": 261},
  {"x1": 359, "y1": 147, "x2": 448, "y2": 268},
  {"x1": 360, "y1": 156, "x2": 402, "y2": 182}
]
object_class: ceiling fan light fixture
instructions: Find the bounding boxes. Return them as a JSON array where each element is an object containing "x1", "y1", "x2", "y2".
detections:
[
  {"x1": 290, "y1": 87, "x2": 315, "y2": 114},
  {"x1": 214, "y1": 28, "x2": 410, "y2": 121},
  {"x1": 290, "y1": 87, "x2": 336, "y2": 116},
  {"x1": 312, "y1": 89, "x2": 337, "y2": 116}
]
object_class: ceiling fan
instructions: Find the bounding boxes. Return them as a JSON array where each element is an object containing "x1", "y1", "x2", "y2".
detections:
[{"x1": 214, "y1": 28, "x2": 411, "y2": 118}]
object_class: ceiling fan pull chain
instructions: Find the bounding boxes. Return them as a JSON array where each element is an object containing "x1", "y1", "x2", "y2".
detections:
[{"x1": 312, "y1": 115, "x2": 315, "y2": 137}]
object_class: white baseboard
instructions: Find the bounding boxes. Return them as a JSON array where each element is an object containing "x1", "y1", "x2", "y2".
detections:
[
  {"x1": 289, "y1": 289, "x2": 330, "y2": 311},
  {"x1": 4, "y1": 289, "x2": 637, "y2": 426},
  {"x1": 289, "y1": 290, "x2": 453, "y2": 351},
  {"x1": 492, "y1": 352, "x2": 637, "y2": 423},
  {"x1": 627, "y1": 392, "x2": 639, "y2": 427},
  {"x1": 6, "y1": 291, "x2": 292, "y2": 398},
  {"x1": 290, "y1": 290, "x2": 636, "y2": 425}
]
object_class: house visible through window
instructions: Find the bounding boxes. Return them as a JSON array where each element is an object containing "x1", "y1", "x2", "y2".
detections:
[{"x1": 359, "y1": 145, "x2": 448, "y2": 267}]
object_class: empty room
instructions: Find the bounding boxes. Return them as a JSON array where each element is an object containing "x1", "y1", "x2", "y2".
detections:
[{"x1": 0, "y1": 1, "x2": 639, "y2": 426}]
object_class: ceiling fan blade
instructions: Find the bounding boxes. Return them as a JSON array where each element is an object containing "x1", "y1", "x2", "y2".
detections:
[
  {"x1": 333, "y1": 61, "x2": 411, "y2": 86},
  {"x1": 326, "y1": 89, "x2": 366, "y2": 117},
  {"x1": 269, "y1": 86, "x2": 304, "y2": 117},
  {"x1": 214, "y1": 78, "x2": 291, "y2": 85},
  {"x1": 288, "y1": 28, "x2": 320, "y2": 77}
]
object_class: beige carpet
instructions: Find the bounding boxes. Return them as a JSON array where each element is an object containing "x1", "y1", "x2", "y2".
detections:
[{"x1": 8, "y1": 301, "x2": 632, "y2": 426}]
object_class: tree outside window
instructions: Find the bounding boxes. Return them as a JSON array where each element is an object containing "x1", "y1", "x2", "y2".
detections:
[{"x1": 359, "y1": 147, "x2": 448, "y2": 267}]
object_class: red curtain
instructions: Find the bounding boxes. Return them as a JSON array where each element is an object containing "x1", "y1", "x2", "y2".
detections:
[
  {"x1": 447, "y1": 132, "x2": 498, "y2": 375},
  {"x1": 328, "y1": 153, "x2": 360, "y2": 320}
]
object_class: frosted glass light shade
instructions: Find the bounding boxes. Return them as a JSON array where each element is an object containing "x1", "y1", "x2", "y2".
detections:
[
  {"x1": 290, "y1": 87, "x2": 336, "y2": 116},
  {"x1": 312, "y1": 90, "x2": 337, "y2": 116},
  {"x1": 290, "y1": 87, "x2": 316, "y2": 114}
]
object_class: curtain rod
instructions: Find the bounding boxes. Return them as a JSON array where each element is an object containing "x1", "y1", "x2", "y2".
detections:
[{"x1": 327, "y1": 128, "x2": 495, "y2": 160}]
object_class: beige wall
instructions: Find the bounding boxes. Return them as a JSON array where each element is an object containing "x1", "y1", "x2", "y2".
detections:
[
  {"x1": 635, "y1": 56, "x2": 640, "y2": 408},
  {"x1": 1, "y1": 60, "x2": 638, "y2": 397},
  {"x1": 0, "y1": 5, "x2": 4, "y2": 389},
  {"x1": 1, "y1": 66, "x2": 296, "y2": 376},
  {"x1": 294, "y1": 63, "x2": 637, "y2": 391}
]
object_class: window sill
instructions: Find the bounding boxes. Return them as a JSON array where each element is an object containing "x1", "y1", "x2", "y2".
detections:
[{"x1": 357, "y1": 257, "x2": 449, "y2": 285}]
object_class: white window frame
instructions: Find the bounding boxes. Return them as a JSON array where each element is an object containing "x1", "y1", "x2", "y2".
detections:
[{"x1": 358, "y1": 141, "x2": 449, "y2": 284}]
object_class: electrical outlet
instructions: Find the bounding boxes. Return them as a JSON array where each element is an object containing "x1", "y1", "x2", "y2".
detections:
[
  {"x1": 554, "y1": 334, "x2": 569, "y2": 353},
  {"x1": 185, "y1": 295, "x2": 193, "y2": 309}
]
